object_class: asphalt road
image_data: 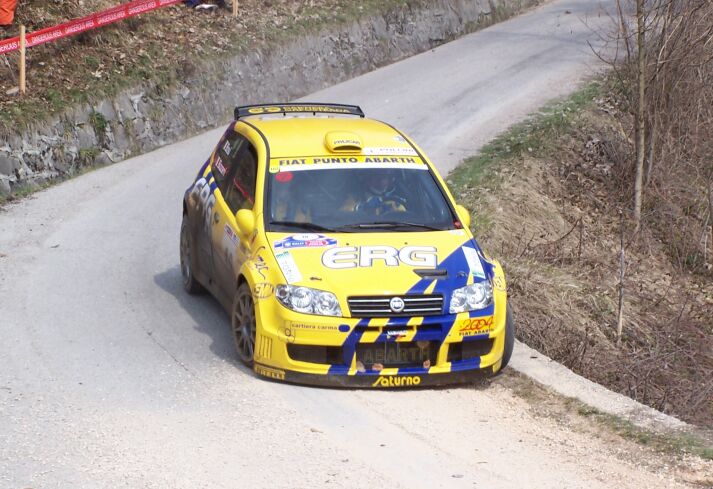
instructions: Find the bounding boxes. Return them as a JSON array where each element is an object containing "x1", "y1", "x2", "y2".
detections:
[{"x1": 0, "y1": 1, "x2": 696, "y2": 487}]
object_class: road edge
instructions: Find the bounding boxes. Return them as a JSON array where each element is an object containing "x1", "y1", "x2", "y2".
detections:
[{"x1": 510, "y1": 340, "x2": 688, "y2": 431}]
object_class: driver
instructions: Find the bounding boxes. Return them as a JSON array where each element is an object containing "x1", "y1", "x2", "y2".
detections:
[{"x1": 342, "y1": 170, "x2": 407, "y2": 215}]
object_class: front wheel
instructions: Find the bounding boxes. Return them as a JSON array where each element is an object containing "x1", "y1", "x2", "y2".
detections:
[
  {"x1": 500, "y1": 305, "x2": 516, "y2": 370},
  {"x1": 232, "y1": 283, "x2": 256, "y2": 366}
]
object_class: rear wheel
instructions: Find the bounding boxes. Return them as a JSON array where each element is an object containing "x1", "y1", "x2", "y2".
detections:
[
  {"x1": 500, "y1": 305, "x2": 516, "y2": 370},
  {"x1": 232, "y1": 283, "x2": 256, "y2": 366},
  {"x1": 180, "y1": 214, "x2": 204, "y2": 295}
]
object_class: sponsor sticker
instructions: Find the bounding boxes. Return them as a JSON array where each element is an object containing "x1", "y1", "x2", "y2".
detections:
[
  {"x1": 288, "y1": 322, "x2": 341, "y2": 331},
  {"x1": 283, "y1": 327, "x2": 296, "y2": 343},
  {"x1": 363, "y1": 147, "x2": 418, "y2": 156},
  {"x1": 458, "y1": 316, "x2": 494, "y2": 336},
  {"x1": 214, "y1": 156, "x2": 227, "y2": 176},
  {"x1": 372, "y1": 376, "x2": 422, "y2": 388},
  {"x1": 254, "y1": 364, "x2": 285, "y2": 380},
  {"x1": 252, "y1": 282, "x2": 275, "y2": 300},
  {"x1": 274, "y1": 233, "x2": 337, "y2": 250},
  {"x1": 248, "y1": 105, "x2": 353, "y2": 115},
  {"x1": 386, "y1": 329, "x2": 409, "y2": 338},
  {"x1": 332, "y1": 138, "x2": 361, "y2": 147},
  {"x1": 224, "y1": 224, "x2": 238, "y2": 246},
  {"x1": 463, "y1": 246, "x2": 486, "y2": 279},
  {"x1": 275, "y1": 250, "x2": 302, "y2": 284},
  {"x1": 221, "y1": 224, "x2": 239, "y2": 266}
]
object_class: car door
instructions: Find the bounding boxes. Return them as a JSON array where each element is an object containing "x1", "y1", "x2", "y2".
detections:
[
  {"x1": 193, "y1": 127, "x2": 242, "y2": 285},
  {"x1": 209, "y1": 132, "x2": 258, "y2": 302}
]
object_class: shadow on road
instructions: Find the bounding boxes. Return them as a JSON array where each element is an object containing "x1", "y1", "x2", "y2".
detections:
[
  {"x1": 153, "y1": 265, "x2": 252, "y2": 376},
  {"x1": 153, "y1": 265, "x2": 502, "y2": 392}
]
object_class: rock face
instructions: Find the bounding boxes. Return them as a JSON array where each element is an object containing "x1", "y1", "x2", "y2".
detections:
[{"x1": 0, "y1": 0, "x2": 537, "y2": 195}]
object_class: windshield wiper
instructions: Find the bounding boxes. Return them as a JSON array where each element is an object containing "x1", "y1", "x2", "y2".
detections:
[
  {"x1": 269, "y1": 220, "x2": 337, "y2": 232},
  {"x1": 337, "y1": 221, "x2": 443, "y2": 231}
]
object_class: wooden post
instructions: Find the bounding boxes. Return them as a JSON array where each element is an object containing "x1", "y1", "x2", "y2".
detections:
[
  {"x1": 232, "y1": 0, "x2": 238, "y2": 17},
  {"x1": 19, "y1": 25, "x2": 26, "y2": 95}
]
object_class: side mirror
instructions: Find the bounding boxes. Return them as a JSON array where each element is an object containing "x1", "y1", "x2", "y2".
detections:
[
  {"x1": 455, "y1": 204, "x2": 471, "y2": 229},
  {"x1": 235, "y1": 209, "x2": 255, "y2": 237}
]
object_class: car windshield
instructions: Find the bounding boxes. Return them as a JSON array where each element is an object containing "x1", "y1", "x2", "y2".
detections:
[{"x1": 266, "y1": 166, "x2": 458, "y2": 232}]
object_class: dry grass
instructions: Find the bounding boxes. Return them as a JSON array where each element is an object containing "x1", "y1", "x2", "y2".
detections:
[{"x1": 449, "y1": 82, "x2": 713, "y2": 427}]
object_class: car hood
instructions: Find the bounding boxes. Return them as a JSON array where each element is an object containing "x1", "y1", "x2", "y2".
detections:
[{"x1": 265, "y1": 230, "x2": 492, "y2": 298}]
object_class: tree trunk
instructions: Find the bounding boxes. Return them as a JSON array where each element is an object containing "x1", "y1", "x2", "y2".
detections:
[
  {"x1": 616, "y1": 210, "x2": 626, "y2": 347},
  {"x1": 633, "y1": 0, "x2": 646, "y2": 233}
]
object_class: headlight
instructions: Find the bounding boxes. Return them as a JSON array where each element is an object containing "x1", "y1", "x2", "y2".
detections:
[
  {"x1": 275, "y1": 285, "x2": 342, "y2": 317},
  {"x1": 449, "y1": 281, "x2": 493, "y2": 313}
]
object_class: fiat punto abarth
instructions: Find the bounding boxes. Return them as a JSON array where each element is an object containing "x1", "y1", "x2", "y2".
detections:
[{"x1": 181, "y1": 103, "x2": 515, "y2": 387}]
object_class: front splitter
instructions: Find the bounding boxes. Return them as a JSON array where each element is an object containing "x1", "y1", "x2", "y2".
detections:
[{"x1": 254, "y1": 363, "x2": 496, "y2": 388}]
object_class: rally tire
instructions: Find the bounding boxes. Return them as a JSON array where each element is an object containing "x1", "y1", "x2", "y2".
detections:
[
  {"x1": 500, "y1": 305, "x2": 516, "y2": 370},
  {"x1": 180, "y1": 214, "x2": 205, "y2": 295},
  {"x1": 232, "y1": 283, "x2": 256, "y2": 366}
]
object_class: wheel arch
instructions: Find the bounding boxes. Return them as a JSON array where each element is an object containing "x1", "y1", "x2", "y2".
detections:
[{"x1": 237, "y1": 273, "x2": 248, "y2": 290}]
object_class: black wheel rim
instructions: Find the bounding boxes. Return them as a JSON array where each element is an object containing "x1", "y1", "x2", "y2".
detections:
[
  {"x1": 233, "y1": 288, "x2": 256, "y2": 364},
  {"x1": 180, "y1": 223, "x2": 191, "y2": 287}
]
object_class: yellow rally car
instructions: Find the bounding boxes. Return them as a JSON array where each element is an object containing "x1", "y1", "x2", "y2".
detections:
[{"x1": 181, "y1": 103, "x2": 515, "y2": 387}]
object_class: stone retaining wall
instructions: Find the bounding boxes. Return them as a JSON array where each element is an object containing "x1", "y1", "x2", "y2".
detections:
[{"x1": 0, "y1": 0, "x2": 539, "y2": 196}]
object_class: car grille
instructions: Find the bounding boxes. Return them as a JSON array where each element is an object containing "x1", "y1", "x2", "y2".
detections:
[
  {"x1": 356, "y1": 341, "x2": 439, "y2": 368},
  {"x1": 347, "y1": 294, "x2": 444, "y2": 317}
]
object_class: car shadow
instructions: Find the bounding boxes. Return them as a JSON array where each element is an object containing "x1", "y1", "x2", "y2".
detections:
[
  {"x1": 153, "y1": 265, "x2": 505, "y2": 391},
  {"x1": 153, "y1": 265, "x2": 253, "y2": 376}
]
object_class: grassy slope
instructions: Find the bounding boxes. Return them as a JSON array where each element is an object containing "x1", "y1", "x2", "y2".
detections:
[{"x1": 447, "y1": 81, "x2": 713, "y2": 429}]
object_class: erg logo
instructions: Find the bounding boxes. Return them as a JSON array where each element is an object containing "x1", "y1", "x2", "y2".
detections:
[
  {"x1": 322, "y1": 246, "x2": 437, "y2": 269},
  {"x1": 190, "y1": 176, "x2": 216, "y2": 234}
]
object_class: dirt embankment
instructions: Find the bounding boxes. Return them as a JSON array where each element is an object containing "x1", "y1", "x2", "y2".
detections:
[
  {"x1": 451, "y1": 85, "x2": 713, "y2": 428},
  {"x1": 0, "y1": 0, "x2": 401, "y2": 124}
]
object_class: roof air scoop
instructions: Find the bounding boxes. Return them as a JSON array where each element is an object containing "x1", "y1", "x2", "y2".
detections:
[{"x1": 325, "y1": 131, "x2": 363, "y2": 152}]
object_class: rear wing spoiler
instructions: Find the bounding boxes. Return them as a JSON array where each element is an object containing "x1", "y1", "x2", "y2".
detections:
[{"x1": 234, "y1": 103, "x2": 365, "y2": 120}]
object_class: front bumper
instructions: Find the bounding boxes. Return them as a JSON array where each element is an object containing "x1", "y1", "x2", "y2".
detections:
[{"x1": 253, "y1": 295, "x2": 508, "y2": 387}]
